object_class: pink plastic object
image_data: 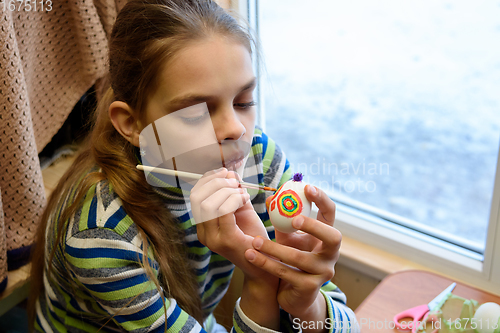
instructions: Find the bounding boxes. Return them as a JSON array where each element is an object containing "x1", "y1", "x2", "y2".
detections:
[
  {"x1": 393, "y1": 304, "x2": 430, "y2": 333},
  {"x1": 393, "y1": 283, "x2": 456, "y2": 333}
]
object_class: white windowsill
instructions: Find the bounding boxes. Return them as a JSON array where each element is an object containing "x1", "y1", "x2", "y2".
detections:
[{"x1": 336, "y1": 208, "x2": 500, "y2": 296}]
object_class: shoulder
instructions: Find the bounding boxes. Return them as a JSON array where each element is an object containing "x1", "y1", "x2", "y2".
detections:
[
  {"x1": 66, "y1": 179, "x2": 140, "y2": 245},
  {"x1": 250, "y1": 125, "x2": 272, "y2": 156},
  {"x1": 251, "y1": 126, "x2": 285, "y2": 167},
  {"x1": 250, "y1": 126, "x2": 292, "y2": 188}
]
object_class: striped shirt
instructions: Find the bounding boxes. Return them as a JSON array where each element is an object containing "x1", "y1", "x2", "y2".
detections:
[{"x1": 35, "y1": 127, "x2": 359, "y2": 333}]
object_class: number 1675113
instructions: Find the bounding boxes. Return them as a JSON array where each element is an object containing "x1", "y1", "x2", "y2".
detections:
[{"x1": 1, "y1": 0, "x2": 53, "y2": 12}]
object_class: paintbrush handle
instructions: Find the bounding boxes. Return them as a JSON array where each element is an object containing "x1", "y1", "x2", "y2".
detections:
[
  {"x1": 137, "y1": 165, "x2": 202, "y2": 180},
  {"x1": 136, "y1": 165, "x2": 276, "y2": 191},
  {"x1": 240, "y1": 181, "x2": 264, "y2": 189}
]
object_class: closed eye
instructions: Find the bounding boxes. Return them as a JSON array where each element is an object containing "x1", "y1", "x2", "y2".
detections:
[
  {"x1": 180, "y1": 111, "x2": 210, "y2": 124},
  {"x1": 234, "y1": 101, "x2": 256, "y2": 109}
]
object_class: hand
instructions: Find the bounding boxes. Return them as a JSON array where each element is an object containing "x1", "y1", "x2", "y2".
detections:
[
  {"x1": 232, "y1": 175, "x2": 271, "y2": 241},
  {"x1": 191, "y1": 168, "x2": 276, "y2": 282},
  {"x1": 245, "y1": 185, "x2": 341, "y2": 322},
  {"x1": 275, "y1": 185, "x2": 339, "y2": 255},
  {"x1": 191, "y1": 168, "x2": 280, "y2": 329}
]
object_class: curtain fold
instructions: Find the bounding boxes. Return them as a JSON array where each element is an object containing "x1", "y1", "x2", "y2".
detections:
[
  {"x1": 0, "y1": 196, "x2": 7, "y2": 290},
  {"x1": 0, "y1": 0, "x2": 126, "y2": 291},
  {"x1": 0, "y1": 0, "x2": 231, "y2": 292}
]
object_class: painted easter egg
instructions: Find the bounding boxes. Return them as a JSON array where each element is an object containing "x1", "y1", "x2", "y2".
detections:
[{"x1": 268, "y1": 173, "x2": 311, "y2": 233}]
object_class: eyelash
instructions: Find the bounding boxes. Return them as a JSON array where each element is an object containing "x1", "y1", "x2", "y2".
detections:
[
  {"x1": 181, "y1": 111, "x2": 209, "y2": 124},
  {"x1": 180, "y1": 101, "x2": 256, "y2": 123},
  {"x1": 234, "y1": 101, "x2": 256, "y2": 109}
]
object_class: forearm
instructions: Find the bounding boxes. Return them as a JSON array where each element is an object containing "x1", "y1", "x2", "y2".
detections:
[
  {"x1": 291, "y1": 292, "x2": 329, "y2": 333},
  {"x1": 239, "y1": 276, "x2": 280, "y2": 331}
]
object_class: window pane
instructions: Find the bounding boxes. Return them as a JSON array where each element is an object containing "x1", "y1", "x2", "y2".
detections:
[{"x1": 259, "y1": 0, "x2": 500, "y2": 251}]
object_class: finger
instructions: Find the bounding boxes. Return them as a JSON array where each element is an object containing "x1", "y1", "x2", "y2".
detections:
[
  {"x1": 217, "y1": 206, "x2": 248, "y2": 236},
  {"x1": 226, "y1": 170, "x2": 245, "y2": 194},
  {"x1": 196, "y1": 222, "x2": 206, "y2": 245},
  {"x1": 191, "y1": 177, "x2": 241, "y2": 207},
  {"x1": 291, "y1": 216, "x2": 342, "y2": 253},
  {"x1": 193, "y1": 167, "x2": 229, "y2": 189},
  {"x1": 197, "y1": 187, "x2": 247, "y2": 224},
  {"x1": 265, "y1": 195, "x2": 272, "y2": 212},
  {"x1": 245, "y1": 248, "x2": 321, "y2": 290},
  {"x1": 274, "y1": 230, "x2": 318, "y2": 252},
  {"x1": 226, "y1": 170, "x2": 242, "y2": 182},
  {"x1": 251, "y1": 237, "x2": 324, "y2": 274},
  {"x1": 217, "y1": 190, "x2": 250, "y2": 218},
  {"x1": 304, "y1": 185, "x2": 336, "y2": 225},
  {"x1": 196, "y1": 189, "x2": 245, "y2": 242}
]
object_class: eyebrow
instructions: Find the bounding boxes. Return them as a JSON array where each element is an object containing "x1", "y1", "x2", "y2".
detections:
[{"x1": 167, "y1": 77, "x2": 257, "y2": 111}]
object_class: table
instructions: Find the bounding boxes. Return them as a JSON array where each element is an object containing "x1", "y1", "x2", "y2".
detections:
[{"x1": 355, "y1": 270, "x2": 500, "y2": 333}]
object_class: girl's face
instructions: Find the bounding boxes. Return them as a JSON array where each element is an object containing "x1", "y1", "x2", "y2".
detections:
[{"x1": 141, "y1": 35, "x2": 256, "y2": 176}]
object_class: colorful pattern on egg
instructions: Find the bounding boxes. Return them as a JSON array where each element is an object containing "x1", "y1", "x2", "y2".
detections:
[{"x1": 277, "y1": 189, "x2": 303, "y2": 218}]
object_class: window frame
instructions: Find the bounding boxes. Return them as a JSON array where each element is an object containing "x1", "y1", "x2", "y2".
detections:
[{"x1": 237, "y1": 0, "x2": 500, "y2": 294}]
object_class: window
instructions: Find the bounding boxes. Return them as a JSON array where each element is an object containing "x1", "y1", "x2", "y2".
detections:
[{"x1": 246, "y1": 0, "x2": 500, "y2": 293}]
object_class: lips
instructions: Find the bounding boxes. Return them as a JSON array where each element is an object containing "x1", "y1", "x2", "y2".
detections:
[
  {"x1": 220, "y1": 141, "x2": 251, "y2": 171},
  {"x1": 223, "y1": 152, "x2": 246, "y2": 171}
]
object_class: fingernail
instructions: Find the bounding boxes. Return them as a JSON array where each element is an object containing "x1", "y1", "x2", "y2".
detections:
[
  {"x1": 246, "y1": 250, "x2": 256, "y2": 261},
  {"x1": 253, "y1": 236, "x2": 264, "y2": 249},
  {"x1": 309, "y1": 185, "x2": 317, "y2": 196},
  {"x1": 293, "y1": 216, "x2": 304, "y2": 229},
  {"x1": 228, "y1": 178, "x2": 239, "y2": 186}
]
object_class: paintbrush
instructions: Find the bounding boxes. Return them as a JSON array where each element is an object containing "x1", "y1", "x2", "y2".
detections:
[{"x1": 136, "y1": 165, "x2": 277, "y2": 192}]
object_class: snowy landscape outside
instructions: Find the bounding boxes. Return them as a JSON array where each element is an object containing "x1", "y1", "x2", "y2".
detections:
[{"x1": 259, "y1": 0, "x2": 500, "y2": 249}]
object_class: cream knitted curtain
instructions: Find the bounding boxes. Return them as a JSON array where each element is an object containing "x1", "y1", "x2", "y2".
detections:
[
  {"x1": 0, "y1": 0, "x2": 233, "y2": 291},
  {"x1": 0, "y1": 0, "x2": 127, "y2": 291}
]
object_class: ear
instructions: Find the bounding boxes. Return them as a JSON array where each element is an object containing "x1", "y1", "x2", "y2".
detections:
[{"x1": 109, "y1": 101, "x2": 141, "y2": 147}]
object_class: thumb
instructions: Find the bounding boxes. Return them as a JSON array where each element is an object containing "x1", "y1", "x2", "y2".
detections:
[{"x1": 265, "y1": 195, "x2": 273, "y2": 212}]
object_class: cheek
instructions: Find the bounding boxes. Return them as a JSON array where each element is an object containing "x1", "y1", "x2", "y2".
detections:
[{"x1": 240, "y1": 110, "x2": 256, "y2": 139}]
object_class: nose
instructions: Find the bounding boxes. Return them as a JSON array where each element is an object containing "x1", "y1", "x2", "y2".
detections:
[{"x1": 213, "y1": 105, "x2": 246, "y2": 142}]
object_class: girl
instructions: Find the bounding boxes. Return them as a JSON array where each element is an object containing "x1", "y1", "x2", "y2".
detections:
[{"x1": 28, "y1": 0, "x2": 359, "y2": 332}]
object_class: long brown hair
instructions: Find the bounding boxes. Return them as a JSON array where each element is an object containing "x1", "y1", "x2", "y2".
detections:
[{"x1": 28, "y1": 0, "x2": 254, "y2": 330}]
